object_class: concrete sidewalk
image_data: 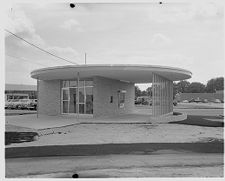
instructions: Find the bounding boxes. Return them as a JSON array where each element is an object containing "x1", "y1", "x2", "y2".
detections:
[
  {"x1": 6, "y1": 114, "x2": 81, "y2": 129},
  {"x1": 6, "y1": 113, "x2": 154, "y2": 130}
]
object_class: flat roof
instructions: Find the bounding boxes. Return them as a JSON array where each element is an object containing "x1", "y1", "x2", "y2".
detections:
[
  {"x1": 5, "y1": 84, "x2": 37, "y2": 91},
  {"x1": 31, "y1": 64, "x2": 192, "y2": 83}
]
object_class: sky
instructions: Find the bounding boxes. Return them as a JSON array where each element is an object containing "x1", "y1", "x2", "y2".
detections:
[{"x1": 4, "y1": 0, "x2": 224, "y2": 90}]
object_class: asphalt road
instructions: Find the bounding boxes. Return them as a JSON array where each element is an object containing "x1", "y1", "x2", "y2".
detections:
[{"x1": 6, "y1": 152, "x2": 223, "y2": 178}]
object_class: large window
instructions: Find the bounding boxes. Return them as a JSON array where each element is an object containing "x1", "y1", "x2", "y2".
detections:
[{"x1": 61, "y1": 80, "x2": 93, "y2": 115}]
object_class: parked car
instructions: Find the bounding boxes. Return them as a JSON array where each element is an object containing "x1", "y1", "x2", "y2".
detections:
[
  {"x1": 189, "y1": 98, "x2": 195, "y2": 103},
  {"x1": 173, "y1": 100, "x2": 178, "y2": 106},
  {"x1": 213, "y1": 99, "x2": 221, "y2": 103},
  {"x1": 189, "y1": 97, "x2": 202, "y2": 103},
  {"x1": 8, "y1": 99, "x2": 20, "y2": 109},
  {"x1": 135, "y1": 97, "x2": 152, "y2": 106},
  {"x1": 182, "y1": 100, "x2": 189, "y2": 103},
  {"x1": 18, "y1": 99, "x2": 33, "y2": 109},
  {"x1": 28, "y1": 99, "x2": 37, "y2": 110},
  {"x1": 5, "y1": 100, "x2": 13, "y2": 109},
  {"x1": 135, "y1": 98, "x2": 142, "y2": 105},
  {"x1": 194, "y1": 97, "x2": 202, "y2": 103},
  {"x1": 202, "y1": 99, "x2": 208, "y2": 103}
]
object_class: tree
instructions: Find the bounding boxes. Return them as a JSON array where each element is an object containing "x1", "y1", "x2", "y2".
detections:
[
  {"x1": 206, "y1": 77, "x2": 224, "y2": 93},
  {"x1": 135, "y1": 86, "x2": 142, "y2": 99},
  {"x1": 146, "y1": 87, "x2": 152, "y2": 97},
  {"x1": 187, "y1": 82, "x2": 206, "y2": 93},
  {"x1": 176, "y1": 80, "x2": 190, "y2": 93},
  {"x1": 141, "y1": 90, "x2": 148, "y2": 96},
  {"x1": 173, "y1": 82, "x2": 179, "y2": 98}
]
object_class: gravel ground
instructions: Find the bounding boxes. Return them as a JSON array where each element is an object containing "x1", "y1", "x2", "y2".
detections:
[{"x1": 6, "y1": 123, "x2": 223, "y2": 147}]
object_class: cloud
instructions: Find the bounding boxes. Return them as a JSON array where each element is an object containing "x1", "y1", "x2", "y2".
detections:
[
  {"x1": 60, "y1": 19, "x2": 83, "y2": 31},
  {"x1": 151, "y1": 33, "x2": 172, "y2": 47},
  {"x1": 146, "y1": 1, "x2": 223, "y2": 23},
  {"x1": 5, "y1": 5, "x2": 82, "y2": 85},
  {"x1": 6, "y1": 6, "x2": 80, "y2": 64},
  {"x1": 46, "y1": 46, "x2": 80, "y2": 63},
  {"x1": 6, "y1": 6, "x2": 45, "y2": 46},
  {"x1": 190, "y1": 1, "x2": 223, "y2": 18}
]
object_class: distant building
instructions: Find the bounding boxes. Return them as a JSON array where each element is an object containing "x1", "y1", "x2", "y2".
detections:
[
  {"x1": 175, "y1": 92, "x2": 224, "y2": 102},
  {"x1": 5, "y1": 84, "x2": 37, "y2": 100}
]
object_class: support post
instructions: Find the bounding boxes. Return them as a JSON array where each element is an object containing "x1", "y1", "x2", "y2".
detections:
[
  {"x1": 77, "y1": 72, "x2": 80, "y2": 121},
  {"x1": 37, "y1": 77, "x2": 39, "y2": 118}
]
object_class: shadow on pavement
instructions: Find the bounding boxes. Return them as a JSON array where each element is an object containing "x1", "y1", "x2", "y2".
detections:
[{"x1": 169, "y1": 115, "x2": 224, "y2": 127}]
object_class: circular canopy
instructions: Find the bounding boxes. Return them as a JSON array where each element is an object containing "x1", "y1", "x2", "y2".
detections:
[{"x1": 31, "y1": 64, "x2": 192, "y2": 83}]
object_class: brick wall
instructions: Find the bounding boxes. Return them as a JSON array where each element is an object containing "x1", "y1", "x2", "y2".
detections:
[
  {"x1": 38, "y1": 80, "x2": 61, "y2": 116},
  {"x1": 93, "y1": 76, "x2": 135, "y2": 117}
]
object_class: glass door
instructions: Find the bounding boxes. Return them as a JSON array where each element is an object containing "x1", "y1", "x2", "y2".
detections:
[
  {"x1": 78, "y1": 87, "x2": 85, "y2": 114},
  {"x1": 69, "y1": 88, "x2": 77, "y2": 113},
  {"x1": 62, "y1": 88, "x2": 69, "y2": 113}
]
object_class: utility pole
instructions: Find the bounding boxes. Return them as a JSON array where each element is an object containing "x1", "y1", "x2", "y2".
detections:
[{"x1": 84, "y1": 52, "x2": 87, "y2": 64}]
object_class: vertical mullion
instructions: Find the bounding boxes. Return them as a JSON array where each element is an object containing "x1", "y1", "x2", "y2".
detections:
[{"x1": 68, "y1": 87, "x2": 70, "y2": 113}]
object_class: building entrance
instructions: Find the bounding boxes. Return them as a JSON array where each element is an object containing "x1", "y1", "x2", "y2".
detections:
[{"x1": 61, "y1": 80, "x2": 93, "y2": 115}]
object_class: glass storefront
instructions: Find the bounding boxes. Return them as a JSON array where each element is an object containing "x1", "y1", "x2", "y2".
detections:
[{"x1": 61, "y1": 80, "x2": 93, "y2": 115}]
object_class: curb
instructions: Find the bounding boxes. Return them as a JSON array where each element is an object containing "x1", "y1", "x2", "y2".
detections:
[{"x1": 151, "y1": 112, "x2": 187, "y2": 124}]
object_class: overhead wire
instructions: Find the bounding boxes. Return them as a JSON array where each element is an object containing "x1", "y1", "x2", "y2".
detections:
[{"x1": 5, "y1": 29, "x2": 79, "y2": 65}]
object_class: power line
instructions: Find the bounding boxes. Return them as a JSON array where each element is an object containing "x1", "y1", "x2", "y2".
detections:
[
  {"x1": 5, "y1": 29, "x2": 79, "y2": 65},
  {"x1": 6, "y1": 54, "x2": 47, "y2": 67}
]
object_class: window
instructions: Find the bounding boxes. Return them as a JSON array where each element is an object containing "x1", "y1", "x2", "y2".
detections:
[
  {"x1": 70, "y1": 81, "x2": 77, "y2": 87},
  {"x1": 110, "y1": 96, "x2": 113, "y2": 103},
  {"x1": 62, "y1": 88, "x2": 69, "y2": 113},
  {"x1": 118, "y1": 90, "x2": 126, "y2": 108},
  {"x1": 62, "y1": 80, "x2": 93, "y2": 114}
]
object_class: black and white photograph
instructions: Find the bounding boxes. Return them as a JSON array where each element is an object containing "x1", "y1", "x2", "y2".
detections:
[{"x1": 3, "y1": 0, "x2": 224, "y2": 179}]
